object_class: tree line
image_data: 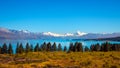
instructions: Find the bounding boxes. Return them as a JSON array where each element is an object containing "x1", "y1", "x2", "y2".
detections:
[
  {"x1": 90, "y1": 42, "x2": 120, "y2": 52},
  {"x1": 0, "y1": 42, "x2": 120, "y2": 54}
]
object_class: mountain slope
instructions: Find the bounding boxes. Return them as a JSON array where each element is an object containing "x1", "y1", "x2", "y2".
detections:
[
  {"x1": 0, "y1": 27, "x2": 41, "y2": 39},
  {"x1": 0, "y1": 27, "x2": 120, "y2": 40}
]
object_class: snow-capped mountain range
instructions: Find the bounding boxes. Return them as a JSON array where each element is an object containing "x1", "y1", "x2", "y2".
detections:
[
  {"x1": 0, "y1": 27, "x2": 120, "y2": 39},
  {"x1": 42, "y1": 31, "x2": 87, "y2": 37}
]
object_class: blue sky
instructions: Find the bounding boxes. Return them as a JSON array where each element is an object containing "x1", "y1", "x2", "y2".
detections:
[{"x1": 0, "y1": 0, "x2": 120, "y2": 33}]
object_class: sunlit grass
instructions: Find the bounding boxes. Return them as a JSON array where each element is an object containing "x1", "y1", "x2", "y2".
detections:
[{"x1": 0, "y1": 52, "x2": 120, "y2": 68}]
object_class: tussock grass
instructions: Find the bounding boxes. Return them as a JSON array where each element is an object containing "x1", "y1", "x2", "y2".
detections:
[{"x1": 0, "y1": 52, "x2": 120, "y2": 68}]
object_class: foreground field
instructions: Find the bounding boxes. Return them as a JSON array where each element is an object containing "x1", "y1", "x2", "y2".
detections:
[{"x1": 0, "y1": 52, "x2": 120, "y2": 68}]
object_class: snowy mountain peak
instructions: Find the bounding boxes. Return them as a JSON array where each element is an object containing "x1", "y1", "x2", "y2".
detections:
[
  {"x1": 75, "y1": 31, "x2": 87, "y2": 36},
  {"x1": 19, "y1": 30, "x2": 30, "y2": 33},
  {"x1": 42, "y1": 31, "x2": 87, "y2": 37},
  {"x1": 43, "y1": 32, "x2": 64, "y2": 37},
  {"x1": 64, "y1": 33, "x2": 74, "y2": 36}
]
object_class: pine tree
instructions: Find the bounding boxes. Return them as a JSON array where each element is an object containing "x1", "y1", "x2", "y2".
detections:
[
  {"x1": 19, "y1": 43, "x2": 24, "y2": 54},
  {"x1": 69, "y1": 42, "x2": 74, "y2": 52},
  {"x1": 103, "y1": 42, "x2": 110, "y2": 52},
  {"x1": 25, "y1": 42, "x2": 30, "y2": 53},
  {"x1": 90, "y1": 45, "x2": 95, "y2": 52},
  {"x1": 77, "y1": 42, "x2": 83, "y2": 52},
  {"x1": 2, "y1": 43, "x2": 7, "y2": 54},
  {"x1": 8, "y1": 43, "x2": 13, "y2": 55},
  {"x1": 58, "y1": 43, "x2": 62, "y2": 51},
  {"x1": 0, "y1": 46, "x2": 2, "y2": 54},
  {"x1": 111, "y1": 44, "x2": 117, "y2": 51},
  {"x1": 116, "y1": 44, "x2": 120, "y2": 51},
  {"x1": 94, "y1": 43, "x2": 100, "y2": 51},
  {"x1": 41, "y1": 42, "x2": 47, "y2": 51},
  {"x1": 34, "y1": 43, "x2": 39, "y2": 52},
  {"x1": 52, "y1": 42, "x2": 57, "y2": 51},
  {"x1": 46, "y1": 42, "x2": 51, "y2": 51},
  {"x1": 73, "y1": 42, "x2": 78, "y2": 52},
  {"x1": 100, "y1": 44, "x2": 104, "y2": 51},
  {"x1": 64, "y1": 46, "x2": 67, "y2": 52}
]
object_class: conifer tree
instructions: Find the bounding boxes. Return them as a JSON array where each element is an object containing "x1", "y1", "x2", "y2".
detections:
[
  {"x1": 0, "y1": 46, "x2": 2, "y2": 54},
  {"x1": 58, "y1": 43, "x2": 62, "y2": 51},
  {"x1": 52, "y1": 42, "x2": 57, "y2": 51},
  {"x1": 2, "y1": 43, "x2": 7, "y2": 54},
  {"x1": 103, "y1": 42, "x2": 110, "y2": 52},
  {"x1": 94, "y1": 43, "x2": 100, "y2": 51},
  {"x1": 77, "y1": 42, "x2": 83, "y2": 52},
  {"x1": 41, "y1": 42, "x2": 47, "y2": 51},
  {"x1": 73, "y1": 42, "x2": 78, "y2": 52},
  {"x1": 69, "y1": 42, "x2": 74, "y2": 52},
  {"x1": 90, "y1": 45, "x2": 95, "y2": 52},
  {"x1": 34, "y1": 43, "x2": 39, "y2": 52},
  {"x1": 8, "y1": 43, "x2": 13, "y2": 54},
  {"x1": 19, "y1": 43, "x2": 24, "y2": 54},
  {"x1": 64, "y1": 46, "x2": 67, "y2": 52},
  {"x1": 47, "y1": 42, "x2": 51, "y2": 51},
  {"x1": 25, "y1": 42, "x2": 30, "y2": 53}
]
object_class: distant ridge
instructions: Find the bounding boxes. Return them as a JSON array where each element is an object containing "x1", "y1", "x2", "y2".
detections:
[
  {"x1": 72, "y1": 37, "x2": 120, "y2": 41},
  {"x1": 0, "y1": 27, "x2": 120, "y2": 40},
  {"x1": 94, "y1": 37, "x2": 120, "y2": 41}
]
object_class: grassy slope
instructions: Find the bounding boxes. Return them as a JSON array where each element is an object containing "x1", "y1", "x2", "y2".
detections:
[{"x1": 0, "y1": 52, "x2": 120, "y2": 68}]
